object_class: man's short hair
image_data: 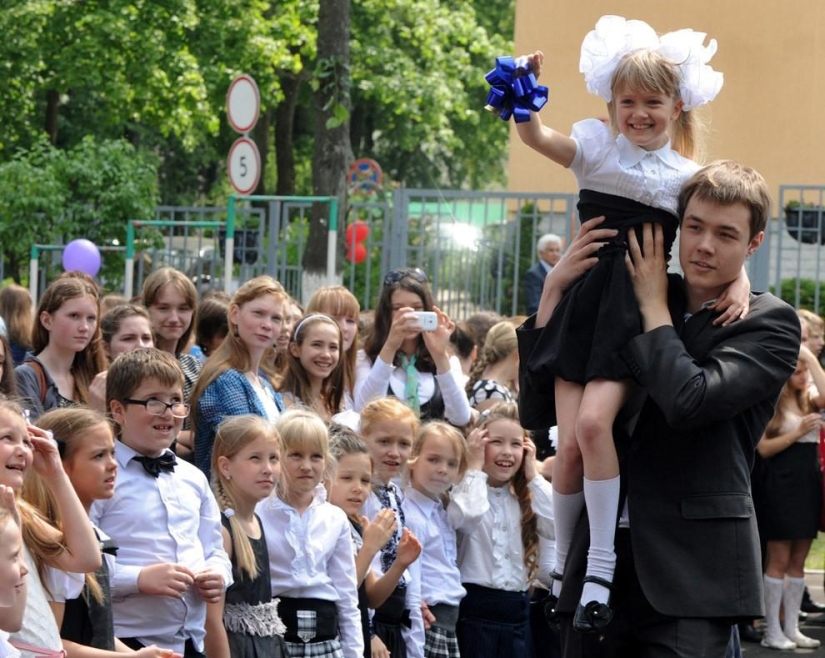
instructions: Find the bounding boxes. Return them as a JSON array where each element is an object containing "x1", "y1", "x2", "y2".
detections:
[
  {"x1": 536, "y1": 233, "x2": 563, "y2": 252},
  {"x1": 106, "y1": 348, "x2": 184, "y2": 413},
  {"x1": 678, "y1": 160, "x2": 771, "y2": 238}
]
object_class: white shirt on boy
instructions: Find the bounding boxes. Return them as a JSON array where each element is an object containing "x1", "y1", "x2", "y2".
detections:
[{"x1": 90, "y1": 440, "x2": 232, "y2": 655}]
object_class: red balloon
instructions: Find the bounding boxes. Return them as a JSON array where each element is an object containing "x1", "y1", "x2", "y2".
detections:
[
  {"x1": 347, "y1": 242, "x2": 368, "y2": 264},
  {"x1": 345, "y1": 221, "x2": 370, "y2": 246}
]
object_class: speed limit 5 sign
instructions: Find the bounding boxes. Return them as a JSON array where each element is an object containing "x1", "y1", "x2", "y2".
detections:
[{"x1": 227, "y1": 137, "x2": 261, "y2": 195}]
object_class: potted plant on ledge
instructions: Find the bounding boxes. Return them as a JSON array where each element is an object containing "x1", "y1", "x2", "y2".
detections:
[{"x1": 784, "y1": 201, "x2": 825, "y2": 245}]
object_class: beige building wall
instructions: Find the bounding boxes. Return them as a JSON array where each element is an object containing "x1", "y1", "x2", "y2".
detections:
[{"x1": 507, "y1": 1, "x2": 825, "y2": 209}]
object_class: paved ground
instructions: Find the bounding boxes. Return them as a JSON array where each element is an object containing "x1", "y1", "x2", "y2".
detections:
[{"x1": 742, "y1": 571, "x2": 825, "y2": 656}]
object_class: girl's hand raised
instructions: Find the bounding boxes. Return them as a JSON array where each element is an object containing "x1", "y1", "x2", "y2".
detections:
[
  {"x1": 361, "y1": 509, "x2": 397, "y2": 554},
  {"x1": 395, "y1": 528, "x2": 422, "y2": 568},
  {"x1": 385, "y1": 307, "x2": 423, "y2": 351},
  {"x1": 517, "y1": 51, "x2": 544, "y2": 79},
  {"x1": 465, "y1": 426, "x2": 488, "y2": 471},
  {"x1": 27, "y1": 425, "x2": 64, "y2": 480},
  {"x1": 0, "y1": 485, "x2": 20, "y2": 526},
  {"x1": 420, "y1": 306, "x2": 455, "y2": 372},
  {"x1": 522, "y1": 436, "x2": 538, "y2": 482}
]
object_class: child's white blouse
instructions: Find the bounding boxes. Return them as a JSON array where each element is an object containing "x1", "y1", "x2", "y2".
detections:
[
  {"x1": 569, "y1": 118, "x2": 699, "y2": 215},
  {"x1": 402, "y1": 486, "x2": 466, "y2": 607},
  {"x1": 257, "y1": 485, "x2": 364, "y2": 658},
  {"x1": 448, "y1": 470, "x2": 554, "y2": 592}
]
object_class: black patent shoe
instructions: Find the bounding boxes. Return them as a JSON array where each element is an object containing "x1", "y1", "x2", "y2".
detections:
[
  {"x1": 543, "y1": 572, "x2": 564, "y2": 629},
  {"x1": 737, "y1": 622, "x2": 763, "y2": 643},
  {"x1": 573, "y1": 576, "x2": 614, "y2": 634},
  {"x1": 802, "y1": 586, "x2": 825, "y2": 613}
]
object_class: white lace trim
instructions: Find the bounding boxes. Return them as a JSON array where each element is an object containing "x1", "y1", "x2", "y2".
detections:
[{"x1": 223, "y1": 599, "x2": 287, "y2": 637}]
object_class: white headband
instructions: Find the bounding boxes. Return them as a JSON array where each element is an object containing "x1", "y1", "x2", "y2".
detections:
[{"x1": 579, "y1": 15, "x2": 724, "y2": 111}]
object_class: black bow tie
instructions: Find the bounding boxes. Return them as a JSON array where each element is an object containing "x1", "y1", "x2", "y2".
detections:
[
  {"x1": 100, "y1": 538, "x2": 119, "y2": 557},
  {"x1": 134, "y1": 452, "x2": 177, "y2": 478}
]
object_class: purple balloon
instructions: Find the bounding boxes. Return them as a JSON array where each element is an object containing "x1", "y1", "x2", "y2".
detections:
[{"x1": 62, "y1": 239, "x2": 101, "y2": 277}]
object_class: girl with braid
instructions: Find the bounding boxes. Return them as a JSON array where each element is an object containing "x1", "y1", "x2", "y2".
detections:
[
  {"x1": 208, "y1": 415, "x2": 289, "y2": 658},
  {"x1": 448, "y1": 402, "x2": 554, "y2": 658},
  {"x1": 464, "y1": 322, "x2": 518, "y2": 413}
]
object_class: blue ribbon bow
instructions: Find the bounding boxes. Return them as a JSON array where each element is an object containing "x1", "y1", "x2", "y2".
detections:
[{"x1": 484, "y1": 56, "x2": 549, "y2": 123}]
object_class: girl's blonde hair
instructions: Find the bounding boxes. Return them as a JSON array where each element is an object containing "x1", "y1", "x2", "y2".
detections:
[
  {"x1": 0, "y1": 400, "x2": 77, "y2": 597},
  {"x1": 275, "y1": 408, "x2": 331, "y2": 497},
  {"x1": 33, "y1": 277, "x2": 106, "y2": 404},
  {"x1": 359, "y1": 397, "x2": 420, "y2": 439},
  {"x1": 408, "y1": 420, "x2": 468, "y2": 485},
  {"x1": 24, "y1": 407, "x2": 111, "y2": 602},
  {"x1": 608, "y1": 49, "x2": 702, "y2": 161},
  {"x1": 306, "y1": 287, "x2": 360, "y2": 400},
  {"x1": 765, "y1": 358, "x2": 817, "y2": 438},
  {"x1": 211, "y1": 415, "x2": 283, "y2": 580},
  {"x1": 798, "y1": 309, "x2": 824, "y2": 334},
  {"x1": 475, "y1": 402, "x2": 539, "y2": 582},
  {"x1": 141, "y1": 267, "x2": 199, "y2": 355},
  {"x1": 190, "y1": 276, "x2": 286, "y2": 425},
  {"x1": 281, "y1": 314, "x2": 345, "y2": 418},
  {"x1": 465, "y1": 321, "x2": 517, "y2": 396}
]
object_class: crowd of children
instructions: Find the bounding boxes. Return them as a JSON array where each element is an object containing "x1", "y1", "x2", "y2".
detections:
[
  {"x1": 1, "y1": 12, "x2": 795, "y2": 658},
  {"x1": 0, "y1": 253, "x2": 561, "y2": 658}
]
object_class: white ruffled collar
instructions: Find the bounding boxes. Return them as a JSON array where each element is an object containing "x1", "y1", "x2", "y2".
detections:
[{"x1": 617, "y1": 133, "x2": 683, "y2": 170}]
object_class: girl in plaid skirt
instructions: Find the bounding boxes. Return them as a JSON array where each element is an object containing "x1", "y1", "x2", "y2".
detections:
[
  {"x1": 257, "y1": 409, "x2": 364, "y2": 658},
  {"x1": 402, "y1": 422, "x2": 468, "y2": 658}
]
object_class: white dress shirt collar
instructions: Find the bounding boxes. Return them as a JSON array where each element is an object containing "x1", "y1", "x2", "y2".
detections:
[
  {"x1": 115, "y1": 439, "x2": 173, "y2": 468},
  {"x1": 616, "y1": 133, "x2": 683, "y2": 170}
]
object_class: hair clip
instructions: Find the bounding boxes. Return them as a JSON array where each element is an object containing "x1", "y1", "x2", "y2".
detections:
[{"x1": 383, "y1": 268, "x2": 428, "y2": 287}]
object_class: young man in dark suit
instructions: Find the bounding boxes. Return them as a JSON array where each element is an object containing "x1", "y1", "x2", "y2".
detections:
[{"x1": 518, "y1": 160, "x2": 801, "y2": 657}]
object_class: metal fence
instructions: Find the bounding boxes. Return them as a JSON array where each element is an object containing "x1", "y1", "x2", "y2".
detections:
[{"x1": 106, "y1": 185, "x2": 825, "y2": 318}]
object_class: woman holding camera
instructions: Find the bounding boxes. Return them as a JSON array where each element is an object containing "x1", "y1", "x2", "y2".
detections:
[
  {"x1": 756, "y1": 343, "x2": 825, "y2": 650},
  {"x1": 354, "y1": 268, "x2": 471, "y2": 425}
]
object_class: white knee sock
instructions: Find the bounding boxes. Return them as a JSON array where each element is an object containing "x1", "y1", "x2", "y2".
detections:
[
  {"x1": 782, "y1": 576, "x2": 805, "y2": 637},
  {"x1": 580, "y1": 475, "x2": 620, "y2": 606},
  {"x1": 763, "y1": 575, "x2": 785, "y2": 639},
  {"x1": 551, "y1": 488, "x2": 585, "y2": 595}
]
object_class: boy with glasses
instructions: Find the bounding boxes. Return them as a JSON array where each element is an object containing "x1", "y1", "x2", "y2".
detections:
[{"x1": 91, "y1": 348, "x2": 232, "y2": 658}]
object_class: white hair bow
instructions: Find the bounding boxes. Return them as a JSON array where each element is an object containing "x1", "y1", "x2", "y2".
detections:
[{"x1": 579, "y1": 15, "x2": 724, "y2": 111}]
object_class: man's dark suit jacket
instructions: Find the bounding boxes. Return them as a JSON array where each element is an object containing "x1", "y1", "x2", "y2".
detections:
[
  {"x1": 518, "y1": 283, "x2": 800, "y2": 620},
  {"x1": 524, "y1": 261, "x2": 548, "y2": 316}
]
